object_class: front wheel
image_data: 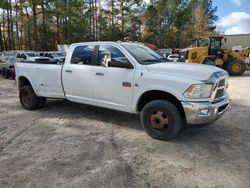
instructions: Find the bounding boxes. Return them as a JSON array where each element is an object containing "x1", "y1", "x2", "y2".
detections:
[
  {"x1": 226, "y1": 60, "x2": 246, "y2": 76},
  {"x1": 140, "y1": 100, "x2": 183, "y2": 140}
]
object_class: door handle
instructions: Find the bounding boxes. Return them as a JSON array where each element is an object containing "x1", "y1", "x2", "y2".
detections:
[
  {"x1": 65, "y1": 70, "x2": 72, "y2": 73},
  {"x1": 95, "y1": 72, "x2": 104, "y2": 76}
]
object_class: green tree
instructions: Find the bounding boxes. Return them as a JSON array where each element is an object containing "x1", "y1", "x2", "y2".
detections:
[{"x1": 191, "y1": 0, "x2": 218, "y2": 38}]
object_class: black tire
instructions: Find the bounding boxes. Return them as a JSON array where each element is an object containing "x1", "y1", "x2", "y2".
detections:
[
  {"x1": 226, "y1": 59, "x2": 246, "y2": 76},
  {"x1": 10, "y1": 68, "x2": 15, "y2": 80},
  {"x1": 140, "y1": 100, "x2": 183, "y2": 140},
  {"x1": 7, "y1": 70, "x2": 11, "y2": 79},
  {"x1": 203, "y1": 59, "x2": 215, "y2": 66},
  {"x1": 19, "y1": 85, "x2": 39, "y2": 110},
  {"x1": 2, "y1": 69, "x2": 8, "y2": 79},
  {"x1": 37, "y1": 97, "x2": 47, "y2": 108}
]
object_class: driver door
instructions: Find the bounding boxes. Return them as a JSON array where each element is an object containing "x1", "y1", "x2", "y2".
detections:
[{"x1": 93, "y1": 44, "x2": 135, "y2": 112}]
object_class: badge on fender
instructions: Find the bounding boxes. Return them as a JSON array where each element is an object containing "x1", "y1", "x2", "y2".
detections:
[{"x1": 122, "y1": 82, "x2": 131, "y2": 88}]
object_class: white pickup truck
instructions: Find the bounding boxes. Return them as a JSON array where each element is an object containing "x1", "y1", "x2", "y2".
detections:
[{"x1": 15, "y1": 42, "x2": 230, "y2": 140}]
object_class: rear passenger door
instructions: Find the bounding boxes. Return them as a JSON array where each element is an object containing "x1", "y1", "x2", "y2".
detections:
[{"x1": 62, "y1": 45, "x2": 96, "y2": 103}]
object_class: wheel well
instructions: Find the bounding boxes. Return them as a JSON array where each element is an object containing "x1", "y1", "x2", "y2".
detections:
[
  {"x1": 18, "y1": 76, "x2": 31, "y2": 90},
  {"x1": 137, "y1": 90, "x2": 186, "y2": 121}
]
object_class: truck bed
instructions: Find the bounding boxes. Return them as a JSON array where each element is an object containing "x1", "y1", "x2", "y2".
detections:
[{"x1": 15, "y1": 61, "x2": 65, "y2": 99}]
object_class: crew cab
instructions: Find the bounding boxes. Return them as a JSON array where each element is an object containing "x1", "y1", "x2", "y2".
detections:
[{"x1": 15, "y1": 42, "x2": 230, "y2": 140}]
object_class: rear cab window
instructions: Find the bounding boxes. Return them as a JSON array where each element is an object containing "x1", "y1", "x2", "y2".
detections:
[{"x1": 71, "y1": 45, "x2": 95, "y2": 65}]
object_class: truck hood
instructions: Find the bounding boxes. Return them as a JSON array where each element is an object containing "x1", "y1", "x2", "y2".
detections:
[{"x1": 146, "y1": 62, "x2": 226, "y2": 81}]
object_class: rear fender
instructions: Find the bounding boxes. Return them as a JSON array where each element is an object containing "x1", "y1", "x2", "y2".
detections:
[{"x1": 17, "y1": 75, "x2": 40, "y2": 96}]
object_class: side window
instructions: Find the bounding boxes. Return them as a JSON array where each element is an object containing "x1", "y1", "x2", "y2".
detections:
[
  {"x1": 44, "y1": 53, "x2": 49, "y2": 57},
  {"x1": 71, "y1": 45, "x2": 95, "y2": 65},
  {"x1": 17, "y1": 53, "x2": 21, "y2": 58},
  {"x1": 211, "y1": 39, "x2": 221, "y2": 49},
  {"x1": 99, "y1": 45, "x2": 127, "y2": 65}
]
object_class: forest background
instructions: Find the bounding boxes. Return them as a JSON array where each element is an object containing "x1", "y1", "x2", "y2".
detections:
[{"x1": 0, "y1": 0, "x2": 218, "y2": 51}]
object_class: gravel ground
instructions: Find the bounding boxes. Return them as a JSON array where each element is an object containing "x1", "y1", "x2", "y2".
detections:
[{"x1": 0, "y1": 72, "x2": 249, "y2": 188}]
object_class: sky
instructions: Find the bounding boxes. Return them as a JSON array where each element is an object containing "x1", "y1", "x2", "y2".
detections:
[
  {"x1": 214, "y1": 0, "x2": 250, "y2": 35},
  {"x1": 144, "y1": 0, "x2": 250, "y2": 35}
]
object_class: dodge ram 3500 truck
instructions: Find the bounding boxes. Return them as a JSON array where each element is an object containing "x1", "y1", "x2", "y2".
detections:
[{"x1": 15, "y1": 42, "x2": 230, "y2": 140}]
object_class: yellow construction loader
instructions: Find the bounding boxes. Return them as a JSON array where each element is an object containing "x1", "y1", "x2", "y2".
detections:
[{"x1": 179, "y1": 36, "x2": 250, "y2": 75}]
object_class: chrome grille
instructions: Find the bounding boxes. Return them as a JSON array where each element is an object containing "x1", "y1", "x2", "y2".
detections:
[
  {"x1": 214, "y1": 77, "x2": 227, "y2": 100},
  {"x1": 215, "y1": 89, "x2": 225, "y2": 98},
  {"x1": 218, "y1": 79, "x2": 225, "y2": 87}
]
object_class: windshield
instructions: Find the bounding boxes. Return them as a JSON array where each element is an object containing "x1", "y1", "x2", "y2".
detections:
[
  {"x1": 53, "y1": 52, "x2": 64, "y2": 57},
  {"x1": 198, "y1": 38, "x2": 210, "y2": 47},
  {"x1": 122, "y1": 43, "x2": 164, "y2": 65},
  {"x1": 26, "y1": 53, "x2": 40, "y2": 57}
]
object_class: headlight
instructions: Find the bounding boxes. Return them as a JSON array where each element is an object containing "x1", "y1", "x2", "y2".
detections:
[{"x1": 184, "y1": 84, "x2": 213, "y2": 99}]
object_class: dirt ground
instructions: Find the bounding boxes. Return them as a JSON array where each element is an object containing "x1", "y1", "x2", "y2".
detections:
[{"x1": 0, "y1": 72, "x2": 249, "y2": 188}]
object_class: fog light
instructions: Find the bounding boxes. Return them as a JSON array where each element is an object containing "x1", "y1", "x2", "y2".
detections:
[{"x1": 198, "y1": 109, "x2": 209, "y2": 115}]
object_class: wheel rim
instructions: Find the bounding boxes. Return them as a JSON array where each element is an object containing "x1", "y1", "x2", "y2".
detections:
[
  {"x1": 21, "y1": 90, "x2": 31, "y2": 106},
  {"x1": 149, "y1": 110, "x2": 169, "y2": 130},
  {"x1": 232, "y1": 63, "x2": 242, "y2": 73}
]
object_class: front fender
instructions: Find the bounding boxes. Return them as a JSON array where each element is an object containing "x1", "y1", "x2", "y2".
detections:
[{"x1": 132, "y1": 84, "x2": 184, "y2": 113}]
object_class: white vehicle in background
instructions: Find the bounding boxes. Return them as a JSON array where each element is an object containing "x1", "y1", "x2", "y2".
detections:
[
  {"x1": 15, "y1": 42, "x2": 230, "y2": 140},
  {"x1": 0, "y1": 51, "x2": 15, "y2": 64},
  {"x1": 0, "y1": 51, "x2": 15, "y2": 79},
  {"x1": 167, "y1": 54, "x2": 179, "y2": 62},
  {"x1": 43, "y1": 51, "x2": 65, "y2": 62},
  {"x1": 14, "y1": 51, "x2": 49, "y2": 63}
]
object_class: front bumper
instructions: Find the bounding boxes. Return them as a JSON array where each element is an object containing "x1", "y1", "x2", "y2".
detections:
[{"x1": 181, "y1": 95, "x2": 230, "y2": 125}]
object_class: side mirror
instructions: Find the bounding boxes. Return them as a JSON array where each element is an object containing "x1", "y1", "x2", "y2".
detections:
[
  {"x1": 101, "y1": 52, "x2": 111, "y2": 67},
  {"x1": 108, "y1": 59, "x2": 134, "y2": 69}
]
